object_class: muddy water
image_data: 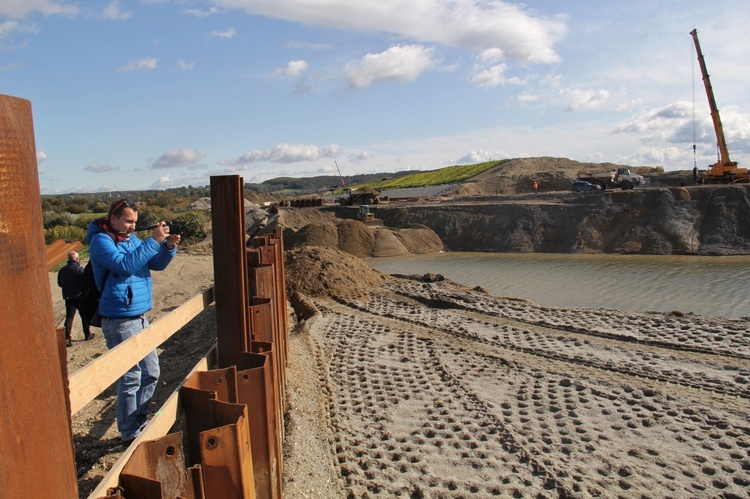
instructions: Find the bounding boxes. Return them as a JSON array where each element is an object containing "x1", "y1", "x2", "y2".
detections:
[{"x1": 368, "y1": 252, "x2": 750, "y2": 318}]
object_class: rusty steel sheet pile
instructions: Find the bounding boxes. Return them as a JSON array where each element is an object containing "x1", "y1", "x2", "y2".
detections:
[
  {"x1": 0, "y1": 94, "x2": 79, "y2": 497},
  {"x1": 105, "y1": 175, "x2": 288, "y2": 498}
]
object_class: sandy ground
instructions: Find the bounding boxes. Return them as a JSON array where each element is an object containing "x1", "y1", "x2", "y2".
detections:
[
  {"x1": 53, "y1": 251, "x2": 750, "y2": 498},
  {"x1": 283, "y1": 249, "x2": 750, "y2": 498}
]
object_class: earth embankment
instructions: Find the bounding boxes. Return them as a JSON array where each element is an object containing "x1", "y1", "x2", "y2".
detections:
[{"x1": 375, "y1": 185, "x2": 750, "y2": 255}]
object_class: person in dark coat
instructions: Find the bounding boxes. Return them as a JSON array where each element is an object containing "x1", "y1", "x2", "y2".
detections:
[{"x1": 57, "y1": 251, "x2": 93, "y2": 347}]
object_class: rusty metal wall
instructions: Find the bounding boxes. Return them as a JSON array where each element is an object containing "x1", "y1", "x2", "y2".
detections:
[
  {"x1": 0, "y1": 94, "x2": 78, "y2": 496},
  {"x1": 211, "y1": 176, "x2": 250, "y2": 367},
  {"x1": 107, "y1": 175, "x2": 288, "y2": 498}
]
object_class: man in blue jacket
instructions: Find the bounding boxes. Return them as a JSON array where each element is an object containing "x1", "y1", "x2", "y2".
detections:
[{"x1": 87, "y1": 199, "x2": 181, "y2": 445}]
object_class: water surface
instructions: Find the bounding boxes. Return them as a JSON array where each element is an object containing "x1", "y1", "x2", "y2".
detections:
[{"x1": 368, "y1": 252, "x2": 750, "y2": 318}]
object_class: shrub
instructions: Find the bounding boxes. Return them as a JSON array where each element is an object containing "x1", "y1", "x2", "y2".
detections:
[
  {"x1": 92, "y1": 201, "x2": 110, "y2": 213},
  {"x1": 137, "y1": 206, "x2": 173, "y2": 230},
  {"x1": 67, "y1": 203, "x2": 89, "y2": 214},
  {"x1": 43, "y1": 210, "x2": 77, "y2": 229},
  {"x1": 45, "y1": 225, "x2": 87, "y2": 245},
  {"x1": 173, "y1": 211, "x2": 208, "y2": 243}
]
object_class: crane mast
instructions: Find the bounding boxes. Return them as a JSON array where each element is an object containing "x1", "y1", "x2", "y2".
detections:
[{"x1": 690, "y1": 28, "x2": 746, "y2": 182}]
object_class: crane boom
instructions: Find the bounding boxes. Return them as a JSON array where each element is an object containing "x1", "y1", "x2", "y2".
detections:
[
  {"x1": 690, "y1": 29, "x2": 746, "y2": 182},
  {"x1": 690, "y1": 29, "x2": 733, "y2": 168},
  {"x1": 334, "y1": 160, "x2": 346, "y2": 187}
]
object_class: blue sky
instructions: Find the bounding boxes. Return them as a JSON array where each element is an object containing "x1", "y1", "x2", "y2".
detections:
[{"x1": 2, "y1": 0, "x2": 749, "y2": 194}]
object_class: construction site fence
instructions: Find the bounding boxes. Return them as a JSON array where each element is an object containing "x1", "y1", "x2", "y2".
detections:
[
  {"x1": 91, "y1": 179, "x2": 289, "y2": 498},
  {"x1": 3, "y1": 94, "x2": 287, "y2": 498}
]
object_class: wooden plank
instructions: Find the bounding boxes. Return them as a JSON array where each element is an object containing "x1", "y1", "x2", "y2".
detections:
[
  {"x1": 88, "y1": 344, "x2": 218, "y2": 499},
  {"x1": 69, "y1": 286, "x2": 215, "y2": 415},
  {"x1": 46, "y1": 239, "x2": 83, "y2": 269}
]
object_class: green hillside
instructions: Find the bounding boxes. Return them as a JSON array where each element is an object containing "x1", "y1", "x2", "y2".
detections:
[{"x1": 350, "y1": 160, "x2": 507, "y2": 191}]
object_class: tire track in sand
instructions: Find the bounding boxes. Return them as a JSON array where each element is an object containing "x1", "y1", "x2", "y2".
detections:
[{"x1": 304, "y1": 279, "x2": 750, "y2": 497}]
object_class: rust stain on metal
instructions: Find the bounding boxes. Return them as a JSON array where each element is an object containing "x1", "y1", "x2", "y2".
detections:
[{"x1": 0, "y1": 94, "x2": 78, "y2": 497}]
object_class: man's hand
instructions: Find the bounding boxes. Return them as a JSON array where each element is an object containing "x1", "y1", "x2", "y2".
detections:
[
  {"x1": 152, "y1": 222, "x2": 170, "y2": 244},
  {"x1": 165, "y1": 234, "x2": 181, "y2": 250}
]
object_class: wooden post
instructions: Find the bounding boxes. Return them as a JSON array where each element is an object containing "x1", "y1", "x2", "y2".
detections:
[{"x1": 0, "y1": 94, "x2": 78, "y2": 496}]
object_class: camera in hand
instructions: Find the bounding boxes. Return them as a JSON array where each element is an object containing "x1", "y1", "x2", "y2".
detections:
[
  {"x1": 165, "y1": 222, "x2": 182, "y2": 235},
  {"x1": 140, "y1": 221, "x2": 182, "y2": 235}
]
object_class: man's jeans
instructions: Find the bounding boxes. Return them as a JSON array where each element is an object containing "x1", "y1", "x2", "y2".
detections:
[{"x1": 102, "y1": 316, "x2": 160, "y2": 441}]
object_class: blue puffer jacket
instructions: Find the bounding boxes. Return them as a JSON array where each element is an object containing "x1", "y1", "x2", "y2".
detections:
[{"x1": 86, "y1": 221, "x2": 177, "y2": 318}]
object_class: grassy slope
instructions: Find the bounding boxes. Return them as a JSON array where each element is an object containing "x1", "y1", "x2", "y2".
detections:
[{"x1": 347, "y1": 160, "x2": 508, "y2": 191}]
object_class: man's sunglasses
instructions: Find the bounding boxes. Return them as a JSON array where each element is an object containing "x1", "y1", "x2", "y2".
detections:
[{"x1": 111, "y1": 199, "x2": 136, "y2": 212}]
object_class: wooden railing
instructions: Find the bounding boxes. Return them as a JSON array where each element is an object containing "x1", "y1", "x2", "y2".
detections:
[{"x1": 80, "y1": 286, "x2": 216, "y2": 498}]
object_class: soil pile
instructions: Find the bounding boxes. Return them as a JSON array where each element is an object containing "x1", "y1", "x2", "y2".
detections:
[
  {"x1": 456, "y1": 157, "x2": 661, "y2": 195},
  {"x1": 284, "y1": 246, "x2": 388, "y2": 299},
  {"x1": 336, "y1": 220, "x2": 375, "y2": 258},
  {"x1": 282, "y1": 209, "x2": 444, "y2": 257}
]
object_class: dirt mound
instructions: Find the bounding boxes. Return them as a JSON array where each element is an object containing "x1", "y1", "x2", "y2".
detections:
[
  {"x1": 372, "y1": 230, "x2": 409, "y2": 257},
  {"x1": 459, "y1": 157, "x2": 660, "y2": 195},
  {"x1": 337, "y1": 220, "x2": 375, "y2": 258},
  {"x1": 277, "y1": 207, "x2": 339, "y2": 231},
  {"x1": 285, "y1": 246, "x2": 387, "y2": 298},
  {"x1": 285, "y1": 217, "x2": 444, "y2": 258},
  {"x1": 287, "y1": 223, "x2": 338, "y2": 248}
]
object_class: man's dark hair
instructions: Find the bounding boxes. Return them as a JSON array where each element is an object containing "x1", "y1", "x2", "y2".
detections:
[{"x1": 108, "y1": 199, "x2": 138, "y2": 221}]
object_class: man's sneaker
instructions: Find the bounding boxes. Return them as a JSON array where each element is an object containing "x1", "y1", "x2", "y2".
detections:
[
  {"x1": 85, "y1": 333, "x2": 95, "y2": 341},
  {"x1": 66, "y1": 338, "x2": 73, "y2": 347}
]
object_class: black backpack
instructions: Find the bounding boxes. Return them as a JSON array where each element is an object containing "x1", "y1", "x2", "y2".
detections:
[{"x1": 79, "y1": 261, "x2": 109, "y2": 328}]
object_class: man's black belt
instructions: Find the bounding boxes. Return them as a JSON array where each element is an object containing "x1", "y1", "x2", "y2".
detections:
[{"x1": 101, "y1": 314, "x2": 144, "y2": 320}]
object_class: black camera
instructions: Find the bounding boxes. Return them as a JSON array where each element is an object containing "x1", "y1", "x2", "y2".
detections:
[
  {"x1": 141, "y1": 221, "x2": 182, "y2": 235},
  {"x1": 165, "y1": 222, "x2": 182, "y2": 235}
]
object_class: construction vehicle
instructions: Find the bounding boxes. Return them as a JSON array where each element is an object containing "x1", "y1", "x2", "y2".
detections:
[
  {"x1": 358, "y1": 205, "x2": 375, "y2": 221},
  {"x1": 690, "y1": 28, "x2": 748, "y2": 184},
  {"x1": 577, "y1": 167, "x2": 644, "y2": 190},
  {"x1": 336, "y1": 186, "x2": 381, "y2": 206}
]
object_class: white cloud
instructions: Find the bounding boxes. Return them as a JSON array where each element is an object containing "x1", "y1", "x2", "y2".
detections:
[
  {"x1": 349, "y1": 151, "x2": 373, "y2": 163},
  {"x1": 272, "y1": 60, "x2": 308, "y2": 77},
  {"x1": 85, "y1": 162, "x2": 118, "y2": 173},
  {"x1": 344, "y1": 44, "x2": 438, "y2": 88},
  {"x1": 0, "y1": 0, "x2": 78, "y2": 18},
  {"x1": 184, "y1": 7, "x2": 224, "y2": 17},
  {"x1": 150, "y1": 148, "x2": 206, "y2": 169},
  {"x1": 209, "y1": 27, "x2": 236, "y2": 39},
  {"x1": 516, "y1": 93, "x2": 540, "y2": 106},
  {"x1": 150, "y1": 175, "x2": 176, "y2": 189},
  {"x1": 0, "y1": 19, "x2": 38, "y2": 47},
  {"x1": 286, "y1": 40, "x2": 332, "y2": 51},
  {"x1": 36, "y1": 151, "x2": 47, "y2": 164},
  {"x1": 214, "y1": 0, "x2": 565, "y2": 65},
  {"x1": 117, "y1": 57, "x2": 158, "y2": 72},
  {"x1": 456, "y1": 149, "x2": 506, "y2": 164},
  {"x1": 100, "y1": 2, "x2": 132, "y2": 21},
  {"x1": 563, "y1": 88, "x2": 610, "y2": 112},
  {"x1": 220, "y1": 143, "x2": 342, "y2": 166},
  {"x1": 177, "y1": 59, "x2": 196, "y2": 71}
]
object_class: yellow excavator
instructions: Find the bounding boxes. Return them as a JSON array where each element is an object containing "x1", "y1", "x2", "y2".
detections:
[{"x1": 690, "y1": 28, "x2": 748, "y2": 183}]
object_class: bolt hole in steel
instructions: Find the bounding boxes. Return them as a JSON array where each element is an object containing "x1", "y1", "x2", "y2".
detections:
[
  {"x1": 165, "y1": 446, "x2": 176, "y2": 457},
  {"x1": 206, "y1": 437, "x2": 218, "y2": 449},
  {"x1": 215, "y1": 377, "x2": 223, "y2": 385},
  {"x1": 243, "y1": 374, "x2": 250, "y2": 380}
]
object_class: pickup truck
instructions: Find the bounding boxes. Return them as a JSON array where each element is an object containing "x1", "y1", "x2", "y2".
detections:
[{"x1": 577, "y1": 168, "x2": 644, "y2": 190}]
